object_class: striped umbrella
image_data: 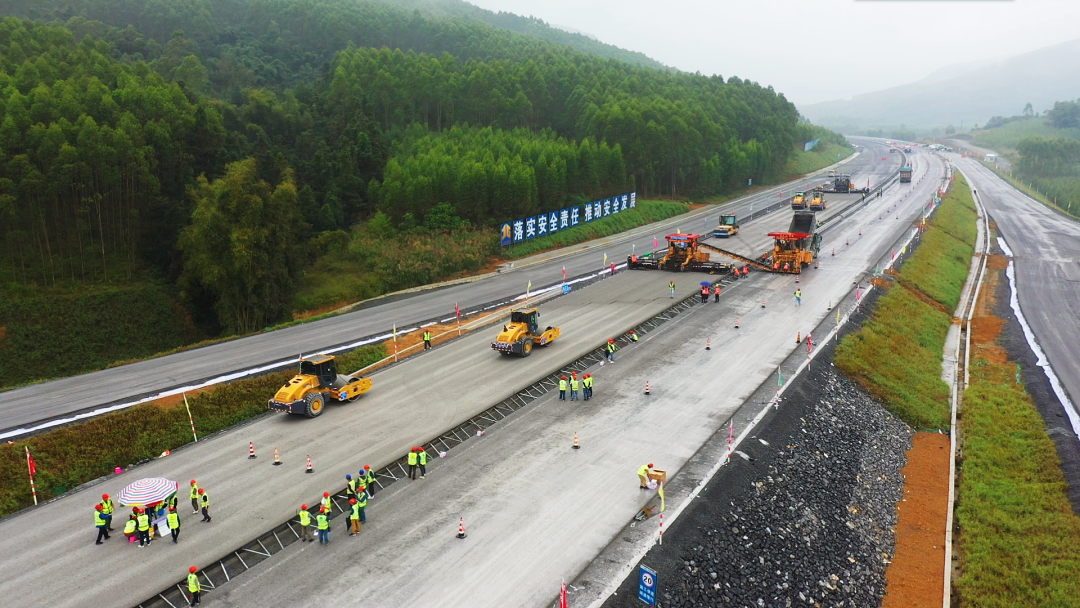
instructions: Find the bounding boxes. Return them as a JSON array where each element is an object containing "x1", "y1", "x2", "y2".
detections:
[{"x1": 117, "y1": 477, "x2": 179, "y2": 507}]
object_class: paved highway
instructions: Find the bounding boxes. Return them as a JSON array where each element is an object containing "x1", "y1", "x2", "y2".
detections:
[
  {"x1": 955, "y1": 158, "x2": 1080, "y2": 435},
  {"x1": 0, "y1": 142, "x2": 896, "y2": 436},
  {"x1": 0, "y1": 143, "x2": 922, "y2": 608}
]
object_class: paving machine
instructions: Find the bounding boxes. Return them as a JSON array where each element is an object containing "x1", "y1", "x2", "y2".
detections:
[
  {"x1": 713, "y1": 214, "x2": 739, "y2": 238},
  {"x1": 268, "y1": 354, "x2": 372, "y2": 418},
  {"x1": 491, "y1": 308, "x2": 559, "y2": 357},
  {"x1": 627, "y1": 233, "x2": 734, "y2": 273},
  {"x1": 703, "y1": 211, "x2": 820, "y2": 273}
]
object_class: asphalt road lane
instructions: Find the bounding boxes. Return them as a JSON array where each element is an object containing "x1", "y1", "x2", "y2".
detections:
[
  {"x1": 0, "y1": 143, "x2": 897, "y2": 434},
  {"x1": 0, "y1": 142, "x2": 916, "y2": 608},
  {"x1": 955, "y1": 158, "x2": 1080, "y2": 433}
]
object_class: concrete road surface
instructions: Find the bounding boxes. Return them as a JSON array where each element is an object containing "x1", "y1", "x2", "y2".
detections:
[
  {"x1": 955, "y1": 158, "x2": 1080, "y2": 434},
  {"x1": 0, "y1": 143, "x2": 898, "y2": 435},
  {"x1": 0, "y1": 145, "x2": 927, "y2": 608}
]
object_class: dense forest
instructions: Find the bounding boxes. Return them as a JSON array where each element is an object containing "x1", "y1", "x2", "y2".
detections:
[{"x1": 0, "y1": 0, "x2": 839, "y2": 384}]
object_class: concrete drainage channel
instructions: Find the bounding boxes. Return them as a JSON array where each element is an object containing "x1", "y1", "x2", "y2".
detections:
[{"x1": 136, "y1": 273, "x2": 744, "y2": 608}]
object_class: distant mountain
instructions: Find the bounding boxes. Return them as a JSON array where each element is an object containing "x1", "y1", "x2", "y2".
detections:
[
  {"x1": 800, "y1": 38, "x2": 1080, "y2": 134},
  {"x1": 371, "y1": 0, "x2": 669, "y2": 69}
]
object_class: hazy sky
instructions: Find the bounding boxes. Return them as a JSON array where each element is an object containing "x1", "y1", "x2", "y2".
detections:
[{"x1": 465, "y1": 0, "x2": 1080, "y2": 105}]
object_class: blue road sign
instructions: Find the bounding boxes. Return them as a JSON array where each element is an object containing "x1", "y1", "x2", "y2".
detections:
[{"x1": 638, "y1": 564, "x2": 657, "y2": 606}]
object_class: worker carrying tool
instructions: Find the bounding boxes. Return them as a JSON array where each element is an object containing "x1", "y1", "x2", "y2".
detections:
[
  {"x1": 638, "y1": 463, "x2": 654, "y2": 489},
  {"x1": 187, "y1": 566, "x2": 202, "y2": 606}
]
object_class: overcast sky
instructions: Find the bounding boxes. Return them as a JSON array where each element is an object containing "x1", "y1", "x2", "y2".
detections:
[{"x1": 466, "y1": 0, "x2": 1080, "y2": 105}]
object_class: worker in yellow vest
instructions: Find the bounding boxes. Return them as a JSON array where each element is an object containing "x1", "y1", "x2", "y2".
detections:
[
  {"x1": 136, "y1": 508, "x2": 151, "y2": 547},
  {"x1": 198, "y1": 488, "x2": 211, "y2": 522},
  {"x1": 356, "y1": 487, "x2": 368, "y2": 523},
  {"x1": 189, "y1": 480, "x2": 200, "y2": 514},
  {"x1": 583, "y1": 374, "x2": 593, "y2": 400},
  {"x1": 94, "y1": 504, "x2": 110, "y2": 545},
  {"x1": 99, "y1": 493, "x2": 114, "y2": 531},
  {"x1": 167, "y1": 506, "x2": 181, "y2": 543},
  {"x1": 363, "y1": 465, "x2": 375, "y2": 499},
  {"x1": 669, "y1": 280, "x2": 676, "y2": 298},
  {"x1": 187, "y1": 566, "x2": 202, "y2": 606},
  {"x1": 408, "y1": 447, "x2": 419, "y2": 480},
  {"x1": 418, "y1": 448, "x2": 428, "y2": 479},
  {"x1": 349, "y1": 499, "x2": 361, "y2": 536},
  {"x1": 297, "y1": 504, "x2": 313, "y2": 542},
  {"x1": 558, "y1": 376, "x2": 568, "y2": 400},
  {"x1": 123, "y1": 513, "x2": 137, "y2": 541},
  {"x1": 569, "y1": 374, "x2": 581, "y2": 401},
  {"x1": 317, "y1": 508, "x2": 330, "y2": 545},
  {"x1": 321, "y1": 491, "x2": 332, "y2": 515},
  {"x1": 423, "y1": 330, "x2": 432, "y2": 350},
  {"x1": 606, "y1": 338, "x2": 618, "y2": 363},
  {"x1": 345, "y1": 474, "x2": 357, "y2": 501},
  {"x1": 637, "y1": 463, "x2": 654, "y2": 489}
]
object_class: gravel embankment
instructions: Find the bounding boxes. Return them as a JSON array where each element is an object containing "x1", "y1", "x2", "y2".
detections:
[{"x1": 604, "y1": 348, "x2": 912, "y2": 608}]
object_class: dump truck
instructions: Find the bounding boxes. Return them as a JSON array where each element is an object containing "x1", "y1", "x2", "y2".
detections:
[
  {"x1": 626, "y1": 233, "x2": 734, "y2": 273},
  {"x1": 713, "y1": 214, "x2": 739, "y2": 238},
  {"x1": 899, "y1": 165, "x2": 912, "y2": 183},
  {"x1": 809, "y1": 191, "x2": 827, "y2": 211},
  {"x1": 491, "y1": 308, "x2": 559, "y2": 357},
  {"x1": 268, "y1": 354, "x2": 372, "y2": 418},
  {"x1": 791, "y1": 191, "x2": 807, "y2": 210}
]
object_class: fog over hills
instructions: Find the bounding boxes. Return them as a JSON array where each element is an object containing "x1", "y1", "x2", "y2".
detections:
[{"x1": 800, "y1": 38, "x2": 1080, "y2": 133}]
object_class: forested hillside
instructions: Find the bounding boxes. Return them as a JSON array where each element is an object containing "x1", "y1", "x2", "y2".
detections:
[{"x1": 0, "y1": 0, "x2": 836, "y2": 386}]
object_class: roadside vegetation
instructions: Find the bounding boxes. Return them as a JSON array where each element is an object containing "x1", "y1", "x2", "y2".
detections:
[
  {"x1": 0, "y1": 344, "x2": 386, "y2": 518},
  {"x1": 835, "y1": 173, "x2": 977, "y2": 430},
  {"x1": 955, "y1": 252, "x2": 1080, "y2": 607}
]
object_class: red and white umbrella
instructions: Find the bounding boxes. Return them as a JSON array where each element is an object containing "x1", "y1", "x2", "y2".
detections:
[{"x1": 117, "y1": 477, "x2": 179, "y2": 507}]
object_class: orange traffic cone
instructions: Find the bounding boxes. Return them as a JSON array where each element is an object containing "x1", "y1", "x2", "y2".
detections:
[
  {"x1": 735, "y1": 317, "x2": 740, "y2": 329},
  {"x1": 457, "y1": 518, "x2": 467, "y2": 539},
  {"x1": 796, "y1": 332, "x2": 801, "y2": 344},
  {"x1": 573, "y1": 433, "x2": 581, "y2": 449},
  {"x1": 706, "y1": 338, "x2": 711, "y2": 351},
  {"x1": 248, "y1": 441, "x2": 257, "y2": 459},
  {"x1": 305, "y1": 455, "x2": 313, "y2": 474},
  {"x1": 795, "y1": 274, "x2": 800, "y2": 283},
  {"x1": 273, "y1": 448, "x2": 282, "y2": 466},
  {"x1": 645, "y1": 381, "x2": 651, "y2": 395}
]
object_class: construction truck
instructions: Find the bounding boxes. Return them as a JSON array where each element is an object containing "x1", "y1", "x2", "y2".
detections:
[
  {"x1": 268, "y1": 354, "x2": 372, "y2": 418},
  {"x1": 713, "y1": 214, "x2": 739, "y2": 238},
  {"x1": 899, "y1": 165, "x2": 912, "y2": 183},
  {"x1": 491, "y1": 308, "x2": 559, "y2": 357},
  {"x1": 627, "y1": 233, "x2": 734, "y2": 273},
  {"x1": 809, "y1": 191, "x2": 827, "y2": 211},
  {"x1": 791, "y1": 191, "x2": 807, "y2": 210}
]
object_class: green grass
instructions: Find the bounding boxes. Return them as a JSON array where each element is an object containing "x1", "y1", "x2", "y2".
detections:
[
  {"x1": 835, "y1": 173, "x2": 978, "y2": 430},
  {"x1": 970, "y1": 117, "x2": 1080, "y2": 153},
  {"x1": 956, "y1": 358, "x2": 1080, "y2": 607},
  {"x1": 0, "y1": 343, "x2": 386, "y2": 518},
  {"x1": 782, "y1": 141, "x2": 854, "y2": 178},
  {"x1": 502, "y1": 200, "x2": 691, "y2": 259},
  {"x1": 978, "y1": 161, "x2": 1080, "y2": 220}
]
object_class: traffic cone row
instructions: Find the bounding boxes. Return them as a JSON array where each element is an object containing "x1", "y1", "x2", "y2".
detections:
[{"x1": 248, "y1": 442, "x2": 257, "y2": 459}]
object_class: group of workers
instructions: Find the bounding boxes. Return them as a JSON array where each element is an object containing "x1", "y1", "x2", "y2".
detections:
[
  {"x1": 294, "y1": 464, "x2": 378, "y2": 547},
  {"x1": 558, "y1": 371, "x2": 595, "y2": 401},
  {"x1": 94, "y1": 480, "x2": 213, "y2": 549}
]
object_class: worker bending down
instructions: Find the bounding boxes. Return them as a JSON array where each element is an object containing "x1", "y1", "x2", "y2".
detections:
[{"x1": 638, "y1": 463, "x2": 655, "y2": 489}]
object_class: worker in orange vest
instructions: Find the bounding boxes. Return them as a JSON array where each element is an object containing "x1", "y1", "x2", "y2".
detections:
[
  {"x1": 700, "y1": 285, "x2": 709, "y2": 304},
  {"x1": 713, "y1": 284, "x2": 721, "y2": 302}
]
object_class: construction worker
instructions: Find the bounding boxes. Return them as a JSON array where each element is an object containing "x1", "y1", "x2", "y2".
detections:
[
  {"x1": 345, "y1": 474, "x2": 357, "y2": 501},
  {"x1": 569, "y1": 374, "x2": 581, "y2": 401},
  {"x1": 187, "y1": 566, "x2": 202, "y2": 606},
  {"x1": 137, "y1": 508, "x2": 151, "y2": 547},
  {"x1": 583, "y1": 374, "x2": 593, "y2": 400},
  {"x1": 606, "y1": 338, "x2": 617, "y2": 363},
  {"x1": 637, "y1": 463, "x2": 654, "y2": 489},
  {"x1": 321, "y1": 491, "x2": 332, "y2": 515},
  {"x1": 700, "y1": 284, "x2": 709, "y2": 304},
  {"x1": 558, "y1": 376, "x2": 568, "y2": 400},
  {"x1": 743, "y1": 266, "x2": 749, "y2": 278},
  {"x1": 418, "y1": 447, "x2": 428, "y2": 479},
  {"x1": 123, "y1": 513, "x2": 137, "y2": 542},
  {"x1": 94, "y1": 504, "x2": 110, "y2": 545},
  {"x1": 349, "y1": 499, "x2": 361, "y2": 536},
  {"x1": 316, "y1": 507, "x2": 330, "y2": 545},
  {"x1": 713, "y1": 284, "x2": 721, "y2": 303},
  {"x1": 423, "y1": 330, "x2": 432, "y2": 350},
  {"x1": 198, "y1": 488, "x2": 211, "y2": 523},
  {"x1": 298, "y1": 504, "x2": 313, "y2": 542},
  {"x1": 167, "y1": 506, "x2": 181, "y2": 543},
  {"x1": 190, "y1": 480, "x2": 200, "y2": 514},
  {"x1": 629, "y1": 330, "x2": 639, "y2": 342},
  {"x1": 794, "y1": 288, "x2": 802, "y2": 307},
  {"x1": 669, "y1": 280, "x2": 676, "y2": 298},
  {"x1": 407, "y1": 448, "x2": 419, "y2": 480},
  {"x1": 363, "y1": 465, "x2": 376, "y2": 498},
  {"x1": 355, "y1": 487, "x2": 368, "y2": 523},
  {"x1": 100, "y1": 493, "x2": 114, "y2": 530}
]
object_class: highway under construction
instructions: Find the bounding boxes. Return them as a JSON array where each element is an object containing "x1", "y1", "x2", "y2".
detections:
[{"x1": 0, "y1": 140, "x2": 953, "y2": 608}]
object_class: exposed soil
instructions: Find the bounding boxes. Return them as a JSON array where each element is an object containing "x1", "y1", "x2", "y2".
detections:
[{"x1": 880, "y1": 432, "x2": 950, "y2": 608}]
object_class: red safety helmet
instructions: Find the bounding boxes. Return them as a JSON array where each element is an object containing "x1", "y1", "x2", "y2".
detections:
[
  {"x1": 323, "y1": 491, "x2": 330, "y2": 497},
  {"x1": 608, "y1": 338, "x2": 614, "y2": 343},
  {"x1": 102, "y1": 493, "x2": 109, "y2": 500},
  {"x1": 561, "y1": 375, "x2": 567, "y2": 379},
  {"x1": 358, "y1": 485, "x2": 366, "y2": 491},
  {"x1": 198, "y1": 488, "x2": 204, "y2": 495},
  {"x1": 349, "y1": 498, "x2": 357, "y2": 504},
  {"x1": 301, "y1": 504, "x2": 308, "y2": 510},
  {"x1": 320, "y1": 507, "x2": 326, "y2": 513},
  {"x1": 190, "y1": 566, "x2": 198, "y2": 573},
  {"x1": 169, "y1": 506, "x2": 176, "y2": 512},
  {"x1": 95, "y1": 504, "x2": 102, "y2": 510},
  {"x1": 364, "y1": 465, "x2": 370, "y2": 470},
  {"x1": 648, "y1": 463, "x2": 654, "y2": 468},
  {"x1": 190, "y1": 480, "x2": 197, "y2": 485}
]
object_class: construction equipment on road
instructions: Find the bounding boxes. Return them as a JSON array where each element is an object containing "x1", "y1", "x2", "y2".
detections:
[
  {"x1": 791, "y1": 191, "x2": 807, "y2": 210},
  {"x1": 818, "y1": 173, "x2": 870, "y2": 194},
  {"x1": 809, "y1": 191, "x2": 827, "y2": 211},
  {"x1": 491, "y1": 308, "x2": 559, "y2": 356},
  {"x1": 767, "y1": 211, "x2": 822, "y2": 270},
  {"x1": 899, "y1": 165, "x2": 913, "y2": 183},
  {"x1": 267, "y1": 354, "x2": 372, "y2": 418},
  {"x1": 713, "y1": 214, "x2": 739, "y2": 238},
  {"x1": 625, "y1": 233, "x2": 735, "y2": 273}
]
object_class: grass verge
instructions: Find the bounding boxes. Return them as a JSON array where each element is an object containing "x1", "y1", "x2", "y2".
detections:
[
  {"x1": 782, "y1": 141, "x2": 854, "y2": 179},
  {"x1": 0, "y1": 344, "x2": 386, "y2": 518},
  {"x1": 835, "y1": 173, "x2": 977, "y2": 430}
]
